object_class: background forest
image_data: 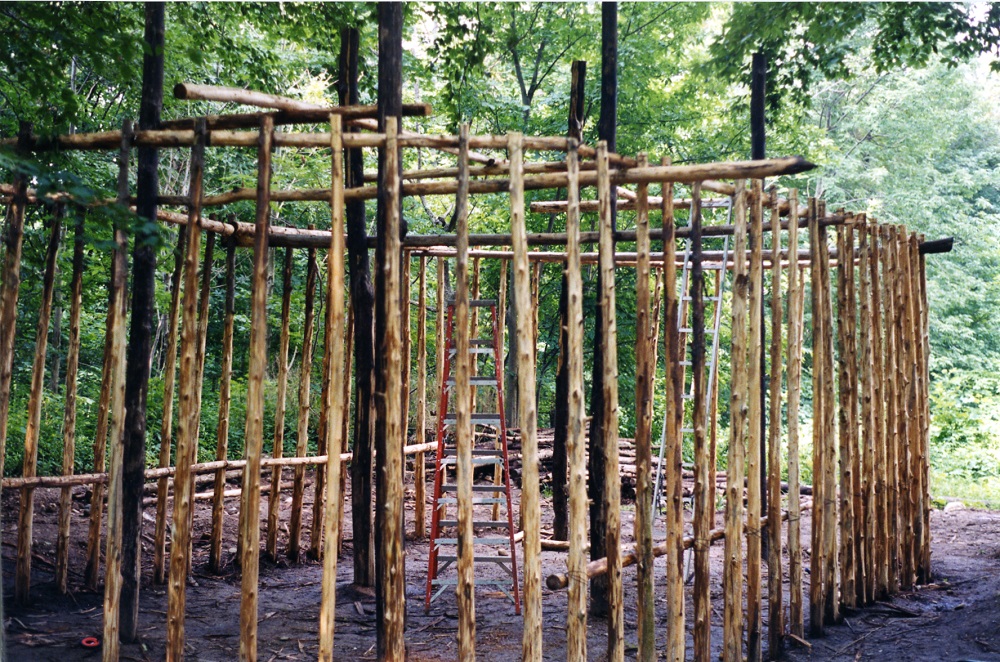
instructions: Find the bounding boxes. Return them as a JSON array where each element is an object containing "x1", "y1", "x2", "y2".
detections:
[{"x1": 2, "y1": 2, "x2": 1000, "y2": 506}]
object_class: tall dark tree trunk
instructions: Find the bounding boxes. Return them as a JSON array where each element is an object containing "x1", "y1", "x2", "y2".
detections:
[
  {"x1": 120, "y1": 1, "x2": 164, "y2": 642},
  {"x1": 553, "y1": 60, "x2": 587, "y2": 542},
  {"x1": 375, "y1": 5, "x2": 405, "y2": 657},
  {"x1": 339, "y1": 28, "x2": 377, "y2": 588},
  {"x1": 588, "y1": 1, "x2": 617, "y2": 617}
]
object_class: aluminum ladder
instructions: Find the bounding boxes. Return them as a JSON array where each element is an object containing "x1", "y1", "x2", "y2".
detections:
[{"x1": 425, "y1": 299, "x2": 521, "y2": 613}]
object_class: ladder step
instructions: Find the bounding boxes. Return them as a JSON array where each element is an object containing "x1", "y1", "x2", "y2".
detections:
[
  {"x1": 682, "y1": 295, "x2": 722, "y2": 302},
  {"x1": 434, "y1": 556, "x2": 512, "y2": 564},
  {"x1": 681, "y1": 427, "x2": 694, "y2": 434},
  {"x1": 436, "y1": 497, "x2": 506, "y2": 505},
  {"x1": 469, "y1": 299, "x2": 497, "y2": 307},
  {"x1": 450, "y1": 347, "x2": 494, "y2": 356},
  {"x1": 440, "y1": 484, "x2": 506, "y2": 493},
  {"x1": 431, "y1": 578, "x2": 512, "y2": 587},
  {"x1": 438, "y1": 520, "x2": 510, "y2": 528},
  {"x1": 470, "y1": 339, "x2": 493, "y2": 347},
  {"x1": 435, "y1": 537, "x2": 512, "y2": 546},
  {"x1": 446, "y1": 376, "x2": 498, "y2": 387},
  {"x1": 442, "y1": 449, "x2": 506, "y2": 457},
  {"x1": 682, "y1": 393, "x2": 694, "y2": 400},
  {"x1": 443, "y1": 413, "x2": 503, "y2": 425},
  {"x1": 440, "y1": 457, "x2": 503, "y2": 467}
]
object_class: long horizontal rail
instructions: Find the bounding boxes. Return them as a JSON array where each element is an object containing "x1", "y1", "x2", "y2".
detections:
[{"x1": 0, "y1": 441, "x2": 436, "y2": 490}]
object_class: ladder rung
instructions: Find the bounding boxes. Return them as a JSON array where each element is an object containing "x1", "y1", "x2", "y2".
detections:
[
  {"x1": 682, "y1": 295, "x2": 722, "y2": 302},
  {"x1": 681, "y1": 427, "x2": 694, "y2": 434},
  {"x1": 440, "y1": 457, "x2": 503, "y2": 466},
  {"x1": 438, "y1": 520, "x2": 510, "y2": 528},
  {"x1": 443, "y1": 413, "x2": 503, "y2": 425},
  {"x1": 446, "y1": 376, "x2": 498, "y2": 387},
  {"x1": 431, "y1": 578, "x2": 512, "y2": 586},
  {"x1": 470, "y1": 339, "x2": 493, "y2": 347},
  {"x1": 443, "y1": 449, "x2": 505, "y2": 457},
  {"x1": 436, "y1": 497, "x2": 506, "y2": 505},
  {"x1": 682, "y1": 393, "x2": 694, "y2": 400},
  {"x1": 434, "y1": 556, "x2": 512, "y2": 564},
  {"x1": 469, "y1": 299, "x2": 497, "y2": 307},
  {"x1": 435, "y1": 537, "x2": 511, "y2": 546},
  {"x1": 449, "y1": 347, "x2": 494, "y2": 356},
  {"x1": 439, "y1": 484, "x2": 506, "y2": 493}
]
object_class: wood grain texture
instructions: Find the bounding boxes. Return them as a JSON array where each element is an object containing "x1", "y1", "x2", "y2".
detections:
[
  {"x1": 290, "y1": 245, "x2": 318, "y2": 560},
  {"x1": 267, "y1": 247, "x2": 294, "y2": 560},
  {"x1": 766, "y1": 193, "x2": 784, "y2": 659},
  {"x1": 785, "y1": 190, "x2": 805, "y2": 637},
  {"x1": 210, "y1": 239, "x2": 237, "y2": 572},
  {"x1": 745, "y1": 180, "x2": 764, "y2": 662}
]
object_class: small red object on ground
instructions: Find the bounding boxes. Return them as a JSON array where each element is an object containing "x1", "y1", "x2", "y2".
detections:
[{"x1": 81, "y1": 636, "x2": 100, "y2": 648}]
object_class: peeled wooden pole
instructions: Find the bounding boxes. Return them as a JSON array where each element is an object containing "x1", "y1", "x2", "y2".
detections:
[
  {"x1": 819, "y1": 202, "x2": 838, "y2": 625},
  {"x1": 785, "y1": 190, "x2": 805, "y2": 637},
  {"x1": 745, "y1": 180, "x2": 764, "y2": 662},
  {"x1": 898, "y1": 228, "x2": 917, "y2": 591},
  {"x1": 510, "y1": 132, "x2": 542, "y2": 661},
  {"x1": 290, "y1": 246, "x2": 318, "y2": 560},
  {"x1": 722, "y1": 180, "x2": 750, "y2": 662},
  {"x1": 595, "y1": 140, "x2": 624, "y2": 662},
  {"x1": 661, "y1": 164, "x2": 685, "y2": 662},
  {"x1": 56, "y1": 210, "x2": 85, "y2": 594},
  {"x1": 0, "y1": 123, "x2": 31, "y2": 483},
  {"x1": 881, "y1": 224, "x2": 900, "y2": 594},
  {"x1": 564, "y1": 138, "x2": 589, "y2": 662},
  {"x1": 808, "y1": 198, "x2": 826, "y2": 637},
  {"x1": 237, "y1": 115, "x2": 274, "y2": 662},
  {"x1": 452, "y1": 124, "x2": 477, "y2": 662},
  {"x1": 858, "y1": 219, "x2": 876, "y2": 604},
  {"x1": 154, "y1": 227, "x2": 186, "y2": 583},
  {"x1": 917, "y1": 243, "x2": 932, "y2": 580},
  {"x1": 267, "y1": 247, "x2": 294, "y2": 560},
  {"x1": 337, "y1": 299, "x2": 354, "y2": 557},
  {"x1": 209, "y1": 239, "x2": 237, "y2": 573},
  {"x1": 101, "y1": 123, "x2": 132, "y2": 662},
  {"x1": 870, "y1": 219, "x2": 889, "y2": 599},
  {"x1": 836, "y1": 223, "x2": 857, "y2": 609},
  {"x1": 632, "y1": 153, "x2": 655, "y2": 662},
  {"x1": 16, "y1": 200, "x2": 63, "y2": 603},
  {"x1": 318, "y1": 112, "x2": 348, "y2": 662},
  {"x1": 414, "y1": 256, "x2": 428, "y2": 538},
  {"x1": 310, "y1": 247, "x2": 333, "y2": 562},
  {"x1": 377, "y1": 119, "x2": 407, "y2": 661},
  {"x1": 849, "y1": 224, "x2": 865, "y2": 606},
  {"x1": 766, "y1": 194, "x2": 784, "y2": 658},
  {"x1": 165, "y1": 119, "x2": 207, "y2": 661}
]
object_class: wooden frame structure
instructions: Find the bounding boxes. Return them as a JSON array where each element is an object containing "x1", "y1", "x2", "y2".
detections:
[{"x1": 0, "y1": 83, "x2": 937, "y2": 661}]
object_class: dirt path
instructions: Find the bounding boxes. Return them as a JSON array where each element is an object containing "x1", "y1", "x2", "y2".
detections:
[{"x1": 4, "y1": 475, "x2": 1000, "y2": 660}]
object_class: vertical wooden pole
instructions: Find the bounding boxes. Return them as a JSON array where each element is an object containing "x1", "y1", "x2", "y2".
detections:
[
  {"x1": 595, "y1": 140, "x2": 623, "y2": 662},
  {"x1": 632, "y1": 153, "x2": 655, "y2": 662},
  {"x1": 319, "y1": 112, "x2": 347, "y2": 662},
  {"x1": 290, "y1": 246, "x2": 318, "y2": 560},
  {"x1": 808, "y1": 198, "x2": 825, "y2": 637},
  {"x1": 880, "y1": 224, "x2": 899, "y2": 594},
  {"x1": 209, "y1": 238, "x2": 237, "y2": 573},
  {"x1": 850, "y1": 225, "x2": 865, "y2": 606},
  {"x1": 908, "y1": 233, "x2": 927, "y2": 585},
  {"x1": 766, "y1": 193, "x2": 784, "y2": 658},
  {"x1": 415, "y1": 256, "x2": 428, "y2": 538},
  {"x1": 453, "y1": 124, "x2": 476, "y2": 662},
  {"x1": 101, "y1": 121, "x2": 132, "y2": 662},
  {"x1": 311, "y1": 248, "x2": 333, "y2": 562},
  {"x1": 16, "y1": 199, "x2": 64, "y2": 602},
  {"x1": 510, "y1": 132, "x2": 542, "y2": 662},
  {"x1": 56, "y1": 209, "x2": 85, "y2": 594},
  {"x1": 869, "y1": 220, "x2": 889, "y2": 599},
  {"x1": 692, "y1": 180, "x2": 712, "y2": 662},
  {"x1": 858, "y1": 218, "x2": 876, "y2": 604},
  {"x1": 154, "y1": 227, "x2": 186, "y2": 583},
  {"x1": 237, "y1": 115, "x2": 273, "y2": 662},
  {"x1": 194, "y1": 230, "x2": 215, "y2": 435},
  {"x1": 745, "y1": 179, "x2": 764, "y2": 662},
  {"x1": 165, "y1": 118, "x2": 207, "y2": 661},
  {"x1": 785, "y1": 190, "x2": 805, "y2": 637},
  {"x1": 85, "y1": 260, "x2": 116, "y2": 590},
  {"x1": 723, "y1": 180, "x2": 749, "y2": 662},
  {"x1": 337, "y1": 299, "x2": 354, "y2": 557},
  {"x1": 917, "y1": 242, "x2": 931, "y2": 581},
  {"x1": 402, "y1": 248, "x2": 413, "y2": 441},
  {"x1": 898, "y1": 228, "x2": 917, "y2": 591},
  {"x1": 819, "y1": 202, "x2": 839, "y2": 624},
  {"x1": 0, "y1": 122, "x2": 31, "y2": 483},
  {"x1": 378, "y1": 119, "x2": 406, "y2": 662},
  {"x1": 267, "y1": 247, "x2": 294, "y2": 560},
  {"x1": 469, "y1": 256, "x2": 480, "y2": 413},
  {"x1": 836, "y1": 223, "x2": 857, "y2": 609},
  {"x1": 662, "y1": 164, "x2": 685, "y2": 662},
  {"x1": 565, "y1": 138, "x2": 589, "y2": 662}
]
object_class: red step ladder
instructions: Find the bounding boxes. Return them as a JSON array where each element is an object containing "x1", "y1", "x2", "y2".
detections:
[{"x1": 425, "y1": 299, "x2": 520, "y2": 614}]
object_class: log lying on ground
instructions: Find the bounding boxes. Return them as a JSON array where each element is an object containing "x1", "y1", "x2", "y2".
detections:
[{"x1": 545, "y1": 505, "x2": 810, "y2": 590}]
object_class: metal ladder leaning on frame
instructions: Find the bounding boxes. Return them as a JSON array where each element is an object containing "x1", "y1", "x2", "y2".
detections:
[
  {"x1": 653, "y1": 199, "x2": 733, "y2": 523},
  {"x1": 425, "y1": 298, "x2": 521, "y2": 613}
]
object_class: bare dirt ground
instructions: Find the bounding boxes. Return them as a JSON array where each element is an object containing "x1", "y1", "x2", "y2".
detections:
[{"x1": 4, "y1": 458, "x2": 1000, "y2": 661}]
